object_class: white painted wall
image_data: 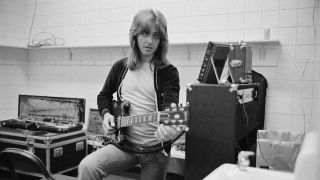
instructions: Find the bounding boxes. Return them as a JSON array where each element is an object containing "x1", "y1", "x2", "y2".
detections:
[
  {"x1": 0, "y1": 0, "x2": 319, "y2": 133},
  {"x1": 0, "y1": 0, "x2": 30, "y2": 47}
]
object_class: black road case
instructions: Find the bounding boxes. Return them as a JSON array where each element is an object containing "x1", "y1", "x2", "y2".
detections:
[{"x1": 0, "y1": 94, "x2": 87, "y2": 174}]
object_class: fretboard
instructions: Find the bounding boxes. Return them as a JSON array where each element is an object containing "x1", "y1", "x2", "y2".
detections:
[{"x1": 117, "y1": 112, "x2": 159, "y2": 128}]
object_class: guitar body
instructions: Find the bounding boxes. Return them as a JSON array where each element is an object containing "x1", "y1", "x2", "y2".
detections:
[
  {"x1": 112, "y1": 100, "x2": 130, "y2": 117},
  {"x1": 111, "y1": 100, "x2": 130, "y2": 146}
]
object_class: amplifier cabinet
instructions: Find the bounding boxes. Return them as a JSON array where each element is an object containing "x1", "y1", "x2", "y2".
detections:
[
  {"x1": 0, "y1": 127, "x2": 87, "y2": 174},
  {"x1": 185, "y1": 83, "x2": 258, "y2": 180}
]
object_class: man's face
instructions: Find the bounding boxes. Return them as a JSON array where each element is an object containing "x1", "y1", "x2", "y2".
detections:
[{"x1": 137, "y1": 24, "x2": 160, "y2": 59}]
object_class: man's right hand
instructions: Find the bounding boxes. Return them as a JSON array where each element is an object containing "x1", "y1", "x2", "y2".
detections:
[{"x1": 102, "y1": 112, "x2": 116, "y2": 136}]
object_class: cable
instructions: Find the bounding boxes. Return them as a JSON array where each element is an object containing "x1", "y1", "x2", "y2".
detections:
[
  {"x1": 296, "y1": 0, "x2": 319, "y2": 134},
  {"x1": 26, "y1": 1, "x2": 65, "y2": 48},
  {"x1": 28, "y1": 32, "x2": 65, "y2": 48},
  {"x1": 240, "y1": 103, "x2": 250, "y2": 149},
  {"x1": 241, "y1": 101, "x2": 270, "y2": 168},
  {"x1": 257, "y1": 131, "x2": 269, "y2": 167},
  {"x1": 235, "y1": 143, "x2": 242, "y2": 154},
  {"x1": 27, "y1": 0, "x2": 37, "y2": 47}
]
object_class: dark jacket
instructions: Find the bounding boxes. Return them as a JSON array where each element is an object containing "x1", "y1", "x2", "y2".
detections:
[{"x1": 97, "y1": 57, "x2": 180, "y2": 116}]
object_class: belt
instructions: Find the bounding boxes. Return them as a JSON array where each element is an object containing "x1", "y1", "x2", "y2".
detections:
[{"x1": 124, "y1": 141, "x2": 164, "y2": 153}]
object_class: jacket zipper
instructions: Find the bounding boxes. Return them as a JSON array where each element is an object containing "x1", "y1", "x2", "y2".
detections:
[{"x1": 154, "y1": 67, "x2": 159, "y2": 111}]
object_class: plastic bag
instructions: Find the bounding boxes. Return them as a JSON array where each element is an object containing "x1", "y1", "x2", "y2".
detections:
[{"x1": 256, "y1": 130, "x2": 304, "y2": 172}]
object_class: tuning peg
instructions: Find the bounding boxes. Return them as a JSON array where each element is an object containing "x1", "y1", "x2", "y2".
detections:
[
  {"x1": 174, "y1": 114, "x2": 181, "y2": 119},
  {"x1": 170, "y1": 103, "x2": 177, "y2": 108},
  {"x1": 179, "y1": 125, "x2": 186, "y2": 131},
  {"x1": 170, "y1": 103, "x2": 177, "y2": 111},
  {"x1": 178, "y1": 119, "x2": 184, "y2": 124}
]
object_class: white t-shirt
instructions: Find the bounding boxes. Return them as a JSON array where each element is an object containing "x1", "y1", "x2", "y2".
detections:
[{"x1": 121, "y1": 62, "x2": 158, "y2": 146}]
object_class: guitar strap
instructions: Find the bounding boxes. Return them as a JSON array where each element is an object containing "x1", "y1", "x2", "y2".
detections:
[
  {"x1": 154, "y1": 92, "x2": 169, "y2": 156},
  {"x1": 117, "y1": 66, "x2": 128, "y2": 102},
  {"x1": 104, "y1": 130, "x2": 186, "y2": 154}
]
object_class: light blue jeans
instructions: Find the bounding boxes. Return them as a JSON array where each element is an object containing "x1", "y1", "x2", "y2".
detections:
[{"x1": 78, "y1": 143, "x2": 170, "y2": 180}]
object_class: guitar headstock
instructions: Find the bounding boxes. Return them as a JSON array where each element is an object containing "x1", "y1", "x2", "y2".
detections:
[{"x1": 159, "y1": 104, "x2": 189, "y2": 131}]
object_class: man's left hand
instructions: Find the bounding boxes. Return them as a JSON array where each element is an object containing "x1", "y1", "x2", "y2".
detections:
[{"x1": 154, "y1": 124, "x2": 179, "y2": 142}]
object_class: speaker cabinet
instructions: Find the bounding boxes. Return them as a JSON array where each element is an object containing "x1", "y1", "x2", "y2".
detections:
[{"x1": 185, "y1": 84, "x2": 258, "y2": 180}]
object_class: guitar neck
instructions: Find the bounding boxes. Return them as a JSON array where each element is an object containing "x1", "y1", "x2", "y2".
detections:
[{"x1": 117, "y1": 112, "x2": 159, "y2": 128}]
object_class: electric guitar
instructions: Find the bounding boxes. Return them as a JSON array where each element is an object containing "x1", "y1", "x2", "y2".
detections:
[{"x1": 103, "y1": 100, "x2": 189, "y2": 154}]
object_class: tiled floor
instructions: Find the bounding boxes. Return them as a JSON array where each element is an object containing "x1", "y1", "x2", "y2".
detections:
[
  {"x1": 62, "y1": 166, "x2": 184, "y2": 180},
  {"x1": 105, "y1": 167, "x2": 184, "y2": 180},
  {"x1": 104, "y1": 174, "x2": 139, "y2": 180},
  {"x1": 105, "y1": 174, "x2": 184, "y2": 180}
]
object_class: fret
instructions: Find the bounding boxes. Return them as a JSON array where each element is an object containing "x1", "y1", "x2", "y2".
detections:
[
  {"x1": 120, "y1": 117, "x2": 124, "y2": 127},
  {"x1": 134, "y1": 116, "x2": 137, "y2": 125},
  {"x1": 129, "y1": 118, "x2": 132, "y2": 125},
  {"x1": 118, "y1": 117, "x2": 122, "y2": 128},
  {"x1": 151, "y1": 113, "x2": 157, "y2": 122},
  {"x1": 120, "y1": 117, "x2": 123, "y2": 127},
  {"x1": 143, "y1": 115, "x2": 146, "y2": 123},
  {"x1": 137, "y1": 116, "x2": 140, "y2": 124},
  {"x1": 117, "y1": 117, "x2": 120, "y2": 128},
  {"x1": 117, "y1": 117, "x2": 122, "y2": 127},
  {"x1": 121, "y1": 117, "x2": 125, "y2": 127},
  {"x1": 147, "y1": 114, "x2": 152, "y2": 123},
  {"x1": 124, "y1": 117, "x2": 128, "y2": 126},
  {"x1": 135, "y1": 116, "x2": 138, "y2": 124}
]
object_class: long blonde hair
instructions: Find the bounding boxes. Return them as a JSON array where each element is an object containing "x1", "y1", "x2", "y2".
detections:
[{"x1": 127, "y1": 8, "x2": 169, "y2": 70}]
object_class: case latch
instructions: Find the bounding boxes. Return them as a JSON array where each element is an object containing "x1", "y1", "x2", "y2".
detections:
[
  {"x1": 76, "y1": 141, "x2": 84, "y2": 151},
  {"x1": 26, "y1": 138, "x2": 35, "y2": 153},
  {"x1": 43, "y1": 137, "x2": 52, "y2": 145},
  {"x1": 53, "y1": 147, "x2": 63, "y2": 157}
]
